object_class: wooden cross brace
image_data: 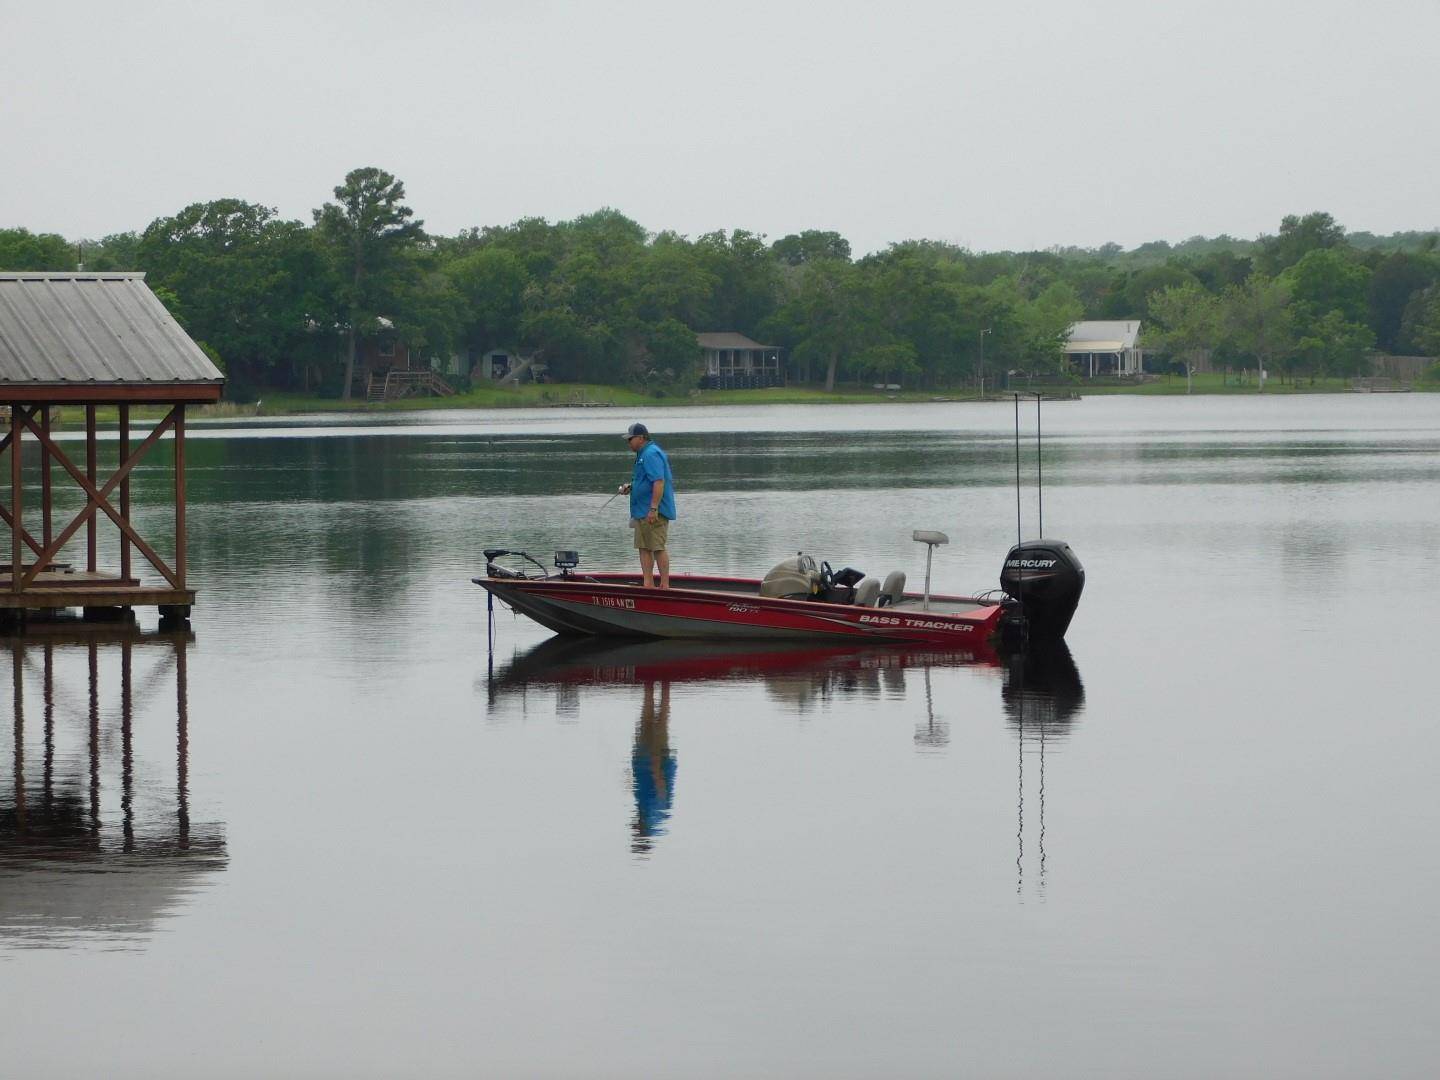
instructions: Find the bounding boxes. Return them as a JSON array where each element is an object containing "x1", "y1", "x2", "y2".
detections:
[
  {"x1": 16, "y1": 407, "x2": 182, "y2": 590},
  {"x1": 1, "y1": 406, "x2": 45, "y2": 559}
]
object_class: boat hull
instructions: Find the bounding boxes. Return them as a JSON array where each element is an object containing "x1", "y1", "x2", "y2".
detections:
[{"x1": 475, "y1": 572, "x2": 1006, "y2": 646}]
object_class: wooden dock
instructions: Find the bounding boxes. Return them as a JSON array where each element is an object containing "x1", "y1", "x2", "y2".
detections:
[{"x1": 1, "y1": 568, "x2": 193, "y2": 620}]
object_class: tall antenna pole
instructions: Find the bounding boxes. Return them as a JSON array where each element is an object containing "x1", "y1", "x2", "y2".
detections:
[
  {"x1": 1035, "y1": 393, "x2": 1043, "y2": 539},
  {"x1": 1014, "y1": 393, "x2": 1022, "y2": 548}
]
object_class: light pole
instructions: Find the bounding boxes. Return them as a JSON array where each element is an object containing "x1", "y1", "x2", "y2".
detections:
[{"x1": 979, "y1": 327, "x2": 992, "y2": 398}]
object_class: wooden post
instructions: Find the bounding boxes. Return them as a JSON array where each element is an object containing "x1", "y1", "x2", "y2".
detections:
[
  {"x1": 120, "y1": 404, "x2": 131, "y2": 581},
  {"x1": 174, "y1": 405, "x2": 186, "y2": 587},
  {"x1": 86, "y1": 404, "x2": 97, "y2": 573},
  {"x1": 41, "y1": 405, "x2": 52, "y2": 553},
  {"x1": 10, "y1": 406, "x2": 20, "y2": 593}
]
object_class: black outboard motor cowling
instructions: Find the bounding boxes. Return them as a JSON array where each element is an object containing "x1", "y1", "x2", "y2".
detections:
[{"x1": 999, "y1": 540, "x2": 1084, "y2": 642}]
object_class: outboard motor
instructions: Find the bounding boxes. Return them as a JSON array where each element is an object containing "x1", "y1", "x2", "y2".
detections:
[{"x1": 999, "y1": 539, "x2": 1084, "y2": 642}]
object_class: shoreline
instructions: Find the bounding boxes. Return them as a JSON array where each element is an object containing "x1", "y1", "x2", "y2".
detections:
[
  {"x1": 31, "y1": 373, "x2": 1433, "y2": 424},
  {"x1": 203, "y1": 372, "x2": 1436, "y2": 419}
]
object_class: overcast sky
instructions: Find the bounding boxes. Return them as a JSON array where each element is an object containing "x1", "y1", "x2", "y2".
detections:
[{"x1": 4, "y1": 0, "x2": 1437, "y2": 254}]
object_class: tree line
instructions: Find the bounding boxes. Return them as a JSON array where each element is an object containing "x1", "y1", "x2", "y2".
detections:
[{"x1": 3, "y1": 168, "x2": 1438, "y2": 398}]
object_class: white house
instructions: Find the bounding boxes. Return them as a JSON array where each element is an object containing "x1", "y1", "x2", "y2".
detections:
[{"x1": 1064, "y1": 321, "x2": 1144, "y2": 377}]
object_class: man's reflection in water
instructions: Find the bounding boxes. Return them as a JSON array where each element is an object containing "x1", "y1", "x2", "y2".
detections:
[{"x1": 630, "y1": 680, "x2": 676, "y2": 855}]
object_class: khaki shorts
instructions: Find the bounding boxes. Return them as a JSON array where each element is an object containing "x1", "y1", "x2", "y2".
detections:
[{"x1": 632, "y1": 516, "x2": 670, "y2": 551}]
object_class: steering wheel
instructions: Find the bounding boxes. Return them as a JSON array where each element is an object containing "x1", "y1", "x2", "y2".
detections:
[{"x1": 819, "y1": 560, "x2": 835, "y2": 593}]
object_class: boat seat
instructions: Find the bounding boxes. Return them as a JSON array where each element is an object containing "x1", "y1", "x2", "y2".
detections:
[
  {"x1": 879, "y1": 571, "x2": 906, "y2": 607},
  {"x1": 854, "y1": 578, "x2": 881, "y2": 607}
]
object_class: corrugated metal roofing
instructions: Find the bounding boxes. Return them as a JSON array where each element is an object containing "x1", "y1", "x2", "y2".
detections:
[
  {"x1": 697, "y1": 331, "x2": 776, "y2": 350},
  {"x1": 0, "y1": 272, "x2": 225, "y2": 386},
  {"x1": 1064, "y1": 320, "x2": 1141, "y2": 353}
]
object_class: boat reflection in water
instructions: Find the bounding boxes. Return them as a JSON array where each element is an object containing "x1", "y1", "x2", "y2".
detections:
[
  {"x1": 1, "y1": 621, "x2": 227, "y2": 950},
  {"x1": 488, "y1": 637, "x2": 1084, "y2": 859}
]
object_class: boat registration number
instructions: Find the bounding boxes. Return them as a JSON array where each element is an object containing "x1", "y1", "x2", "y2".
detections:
[{"x1": 592, "y1": 596, "x2": 636, "y2": 609}]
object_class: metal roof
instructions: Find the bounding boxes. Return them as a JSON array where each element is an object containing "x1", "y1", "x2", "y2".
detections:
[
  {"x1": 0, "y1": 272, "x2": 225, "y2": 386},
  {"x1": 697, "y1": 331, "x2": 777, "y2": 350},
  {"x1": 1064, "y1": 320, "x2": 1141, "y2": 353}
]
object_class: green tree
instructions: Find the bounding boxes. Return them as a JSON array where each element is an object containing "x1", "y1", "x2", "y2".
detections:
[
  {"x1": 1280, "y1": 248, "x2": 1371, "y2": 325},
  {"x1": 693, "y1": 229, "x2": 779, "y2": 334},
  {"x1": 1122, "y1": 264, "x2": 1199, "y2": 320},
  {"x1": 313, "y1": 167, "x2": 425, "y2": 400},
  {"x1": 1256, "y1": 212, "x2": 1346, "y2": 276},
  {"x1": 1399, "y1": 284, "x2": 1440, "y2": 357},
  {"x1": 1368, "y1": 253, "x2": 1439, "y2": 353},
  {"x1": 643, "y1": 318, "x2": 701, "y2": 380},
  {"x1": 138, "y1": 199, "x2": 329, "y2": 394},
  {"x1": 764, "y1": 259, "x2": 875, "y2": 390},
  {"x1": 1146, "y1": 282, "x2": 1220, "y2": 392},
  {"x1": 1220, "y1": 275, "x2": 1293, "y2": 389},
  {"x1": 851, "y1": 340, "x2": 920, "y2": 386},
  {"x1": 628, "y1": 236, "x2": 717, "y2": 326},
  {"x1": 862, "y1": 247, "x2": 978, "y2": 385},
  {"x1": 1293, "y1": 310, "x2": 1373, "y2": 381},
  {"x1": 82, "y1": 231, "x2": 141, "y2": 271},
  {"x1": 771, "y1": 230, "x2": 851, "y2": 266},
  {"x1": 444, "y1": 246, "x2": 530, "y2": 354},
  {"x1": 0, "y1": 227, "x2": 74, "y2": 269}
]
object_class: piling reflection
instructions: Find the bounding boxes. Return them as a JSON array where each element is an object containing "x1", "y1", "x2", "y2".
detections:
[
  {"x1": 0, "y1": 621, "x2": 226, "y2": 949},
  {"x1": 488, "y1": 637, "x2": 1085, "y2": 863}
]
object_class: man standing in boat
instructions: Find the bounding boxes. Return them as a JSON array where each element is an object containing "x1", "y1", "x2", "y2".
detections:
[{"x1": 618, "y1": 422, "x2": 676, "y2": 588}]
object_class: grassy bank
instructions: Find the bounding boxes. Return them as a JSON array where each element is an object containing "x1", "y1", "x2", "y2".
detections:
[
  {"x1": 237, "y1": 373, "x2": 1435, "y2": 415},
  {"x1": 234, "y1": 383, "x2": 979, "y2": 415},
  {"x1": 37, "y1": 371, "x2": 1434, "y2": 425}
]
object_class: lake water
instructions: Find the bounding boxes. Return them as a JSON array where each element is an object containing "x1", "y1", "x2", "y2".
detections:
[{"x1": 4, "y1": 395, "x2": 1439, "y2": 1078}]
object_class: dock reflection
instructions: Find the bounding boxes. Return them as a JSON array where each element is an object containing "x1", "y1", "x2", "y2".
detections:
[
  {"x1": 1, "y1": 620, "x2": 226, "y2": 949},
  {"x1": 488, "y1": 637, "x2": 1085, "y2": 859}
]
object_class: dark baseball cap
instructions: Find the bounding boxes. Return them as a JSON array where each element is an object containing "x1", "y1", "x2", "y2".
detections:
[{"x1": 624, "y1": 422, "x2": 649, "y2": 439}]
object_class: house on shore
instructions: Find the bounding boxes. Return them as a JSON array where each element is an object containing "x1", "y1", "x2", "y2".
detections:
[
  {"x1": 475, "y1": 348, "x2": 544, "y2": 383},
  {"x1": 1065, "y1": 321, "x2": 1144, "y2": 377},
  {"x1": 698, "y1": 332, "x2": 783, "y2": 389},
  {"x1": 355, "y1": 317, "x2": 420, "y2": 383}
]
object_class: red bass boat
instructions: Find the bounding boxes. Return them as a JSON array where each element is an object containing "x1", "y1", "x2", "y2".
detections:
[{"x1": 474, "y1": 534, "x2": 1083, "y2": 647}]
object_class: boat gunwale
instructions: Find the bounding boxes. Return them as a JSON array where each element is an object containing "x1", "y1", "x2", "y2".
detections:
[{"x1": 474, "y1": 571, "x2": 1004, "y2": 626}]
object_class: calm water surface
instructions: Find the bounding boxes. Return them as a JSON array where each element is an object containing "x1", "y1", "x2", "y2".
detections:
[{"x1": 4, "y1": 395, "x2": 1439, "y2": 1078}]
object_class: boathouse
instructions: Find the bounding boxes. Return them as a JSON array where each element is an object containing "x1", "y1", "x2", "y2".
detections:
[
  {"x1": 0, "y1": 272, "x2": 224, "y2": 624},
  {"x1": 697, "y1": 332, "x2": 783, "y2": 389},
  {"x1": 1064, "y1": 320, "x2": 1144, "y2": 377}
]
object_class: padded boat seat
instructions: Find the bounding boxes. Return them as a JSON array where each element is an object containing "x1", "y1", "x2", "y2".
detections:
[
  {"x1": 854, "y1": 578, "x2": 881, "y2": 606},
  {"x1": 879, "y1": 571, "x2": 906, "y2": 607}
]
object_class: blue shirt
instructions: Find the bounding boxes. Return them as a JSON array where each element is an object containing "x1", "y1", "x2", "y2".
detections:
[{"x1": 630, "y1": 441, "x2": 677, "y2": 520}]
